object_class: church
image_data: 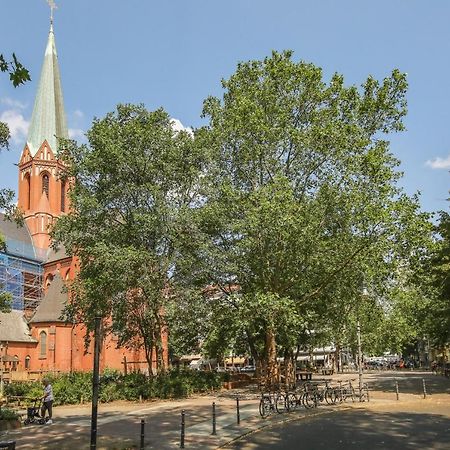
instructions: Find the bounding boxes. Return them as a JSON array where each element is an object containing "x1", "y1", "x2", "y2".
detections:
[{"x1": 0, "y1": 21, "x2": 160, "y2": 378}]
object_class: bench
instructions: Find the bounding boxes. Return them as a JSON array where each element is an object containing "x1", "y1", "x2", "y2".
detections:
[
  {"x1": 296, "y1": 371, "x2": 313, "y2": 381},
  {"x1": 321, "y1": 368, "x2": 334, "y2": 376}
]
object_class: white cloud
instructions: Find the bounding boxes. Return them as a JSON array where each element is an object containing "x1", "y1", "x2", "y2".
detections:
[
  {"x1": 68, "y1": 128, "x2": 85, "y2": 140},
  {"x1": 0, "y1": 97, "x2": 27, "y2": 110},
  {"x1": 171, "y1": 118, "x2": 193, "y2": 136},
  {"x1": 0, "y1": 109, "x2": 29, "y2": 143},
  {"x1": 73, "y1": 109, "x2": 84, "y2": 119},
  {"x1": 425, "y1": 154, "x2": 450, "y2": 170}
]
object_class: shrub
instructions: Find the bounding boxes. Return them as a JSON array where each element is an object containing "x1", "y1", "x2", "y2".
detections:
[
  {"x1": 4, "y1": 381, "x2": 41, "y2": 399},
  {"x1": 0, "y1": 408, "x2": 20, "y2": 420},
  {"x1": 3, "y1": 368, "x2": 228, "y2": 406}
]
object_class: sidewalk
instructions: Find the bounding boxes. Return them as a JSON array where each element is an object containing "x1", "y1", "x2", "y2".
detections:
[{"x1": 1, "y1": 370, "x2": 449, "y2": 449}]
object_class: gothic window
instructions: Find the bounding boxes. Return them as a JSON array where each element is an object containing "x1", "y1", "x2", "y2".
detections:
[
  {"x1": 24, "y1": 173, "x2": 31, "y2": 209},
  {"x1": 25, "y1": 355, "x2": 31, "y2": 369},
  {"x1": 42, "y1": 173, "x2": 50, "y2": 198},
  {"x1": 40, "y1": 331, "x2": 47, "y2": 356},
  {"x1": 45, "y1": 273, "x2": 54, "y2": 288},
  {"x1": 61, "y1": 180, "x2": 66, "y2": 212}
]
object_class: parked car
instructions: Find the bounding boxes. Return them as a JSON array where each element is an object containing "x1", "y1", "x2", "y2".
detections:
[{"x1": 240, "y1": 365, "x2": 256, "y2": 373}]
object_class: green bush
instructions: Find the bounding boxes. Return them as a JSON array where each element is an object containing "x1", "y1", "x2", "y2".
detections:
[
  {"x1": 0, "y1": 407, "x2": 20, "y2": 420},
  {"x1": 4, "y1": 381, "x2": 41, "y2": 399},
  {"x1": 52, "y1": 372, "x2": 92, "y2": 406},
  {"x1": 3, "y1": 368, "x2": 227, "y2": 406}
]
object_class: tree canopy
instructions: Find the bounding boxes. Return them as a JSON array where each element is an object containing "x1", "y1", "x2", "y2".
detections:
[{"x1": 51, "y1": 51, "x2": 436, "y2": 379}]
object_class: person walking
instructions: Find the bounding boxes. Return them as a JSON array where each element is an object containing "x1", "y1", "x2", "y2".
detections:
[{"x1": 41, "y1": 378, "x2": 54, "y2": 424}]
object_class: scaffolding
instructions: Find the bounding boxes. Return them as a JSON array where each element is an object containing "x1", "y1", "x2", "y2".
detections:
[{"x1": 0, "y1": 252, "x2": 43, "y2": 311}]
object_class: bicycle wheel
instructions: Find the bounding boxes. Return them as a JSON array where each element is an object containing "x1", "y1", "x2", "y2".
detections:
[
  {"x1": 349, "y1": 386, "x2": 356, "y2": 403},
  {"x1": 286, "y1": 393, "x2": 298, "y2": 411},
  {"x1": 275, "y1": 393, "x2": 286, "y2": 413},
  {"x1": 325, "y1": 388, "x2": 336, "y2": 405},
  {"x1": 303, "y1": 392, "x2": 316, "y2": 409},
  {"x1": 259, "y1": 396, "x2": 271, "y2": 418}
]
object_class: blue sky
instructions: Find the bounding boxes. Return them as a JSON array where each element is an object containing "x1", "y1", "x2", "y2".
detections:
[{"x1": 0, "y1": 0, "x2": 449, "y2": 214}]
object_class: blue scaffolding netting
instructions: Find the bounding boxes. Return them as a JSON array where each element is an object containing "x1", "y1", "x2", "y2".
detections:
[{"x1": 0, "y1": 250, "x2": 43, "y2": 311}]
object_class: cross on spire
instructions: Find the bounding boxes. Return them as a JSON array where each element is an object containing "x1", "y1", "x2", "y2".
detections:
[{"x1": 47, "y1": 0, "x2": 57, "y2": 25}]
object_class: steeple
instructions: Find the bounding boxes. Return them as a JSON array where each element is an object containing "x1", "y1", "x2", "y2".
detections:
[
  {"x1": 17, "y1": 16, "x2": 69, "y2": 251},
  {"x1": 26, "y1": 21, "x2": 68, "y2": 156}
]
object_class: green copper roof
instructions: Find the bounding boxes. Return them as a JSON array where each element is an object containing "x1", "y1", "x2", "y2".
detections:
[{"x1": 27, "y1": 24, "x2": 68, "y2": 156}]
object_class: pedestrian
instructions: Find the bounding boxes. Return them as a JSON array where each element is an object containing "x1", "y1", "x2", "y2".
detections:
[{"x1": 41, "y1": 378, "x2": 54, "y2": 424}]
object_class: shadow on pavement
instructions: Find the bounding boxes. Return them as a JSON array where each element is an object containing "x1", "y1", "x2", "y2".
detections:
[
  {"x1": 365, "y1": 371, "x2": 450, "y2": 396},
  {"x1": 227, "y1": 409, "x2": 450, "y2": 450}
]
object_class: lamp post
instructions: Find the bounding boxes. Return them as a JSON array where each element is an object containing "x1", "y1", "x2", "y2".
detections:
[
  {"x1": 357, "y1": 286, "x2": 369, "y2": 401},
  {"x1": 357, "y1": 320, "x2": 362, "y2": 399},
  {"x1": 0, "y1": 343, "x2": 4, "y2": 399},
  {"x1": 90, "y1": 316, "x2": 102, "y2": 450}
]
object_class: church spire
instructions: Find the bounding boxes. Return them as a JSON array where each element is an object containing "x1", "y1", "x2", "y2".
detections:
[{"x1": 26, "y1": 14, "x2": 68, "y2": 156}]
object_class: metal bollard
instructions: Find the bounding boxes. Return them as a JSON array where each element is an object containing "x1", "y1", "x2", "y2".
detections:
[
  {"x1": 422, "y1": 379, "x2": 427, "y2": 399},
  {"x1": 212, "y1": 402, "x2": 217, "y2": 435},
  {"x1": 395, "y1": 380, "x2": 399, "y2": 401},
  {"x1": 140, "y1": 419, "x2": 145, "y2": 450},
  {"x1": 180, "y1": 410, "x2": 185, "y2": 449},
  {"x1": 236, "y1": 397, "x2": 240, "y2": 425}
]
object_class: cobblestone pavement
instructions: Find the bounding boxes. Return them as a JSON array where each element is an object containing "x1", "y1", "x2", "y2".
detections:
[{"x1": 0, "y1": 371, "x2": 448, "y2": 449}]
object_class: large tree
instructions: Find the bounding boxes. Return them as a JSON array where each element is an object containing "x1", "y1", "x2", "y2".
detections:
[
  {"x1": 52, "y1": 104, "x2": 204, "y2": 374},
  {"x1": 187, "y1": 51, "x2": 431, "y2": 382}
]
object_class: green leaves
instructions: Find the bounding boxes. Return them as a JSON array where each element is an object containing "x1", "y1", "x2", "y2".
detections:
[
  {"x1": 52, "y1": 104, "x2": 205, "y2": 372},
  {"x1": 0, "y1": 53, "x2": 31, "y2": 87}
]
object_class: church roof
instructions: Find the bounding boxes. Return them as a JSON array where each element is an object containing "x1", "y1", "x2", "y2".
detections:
[
  {"x1": 0, "y1": 311, "x2": 37, "y2": 343},
  {"x1": 29, "y1": 273, "x2": 67, "y2": 324},
  {"x1": 26, "y1": 23, "x2": 68, "y2": 156},
  {"x1": 45, "y1": 244, "x2": 69, "y2": 264},
  {"x1": 0, "y1": 213, "x2": 40, "y2": 261}
]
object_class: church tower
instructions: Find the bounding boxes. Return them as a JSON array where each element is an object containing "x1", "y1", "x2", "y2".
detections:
[{"x1": 17, "y1": 21, "x2": 69, "y2": 251}]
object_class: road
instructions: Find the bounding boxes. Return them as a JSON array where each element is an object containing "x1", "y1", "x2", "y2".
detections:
[{"x1": 226, "y1": 391, "x2": 450, "y2": 449}]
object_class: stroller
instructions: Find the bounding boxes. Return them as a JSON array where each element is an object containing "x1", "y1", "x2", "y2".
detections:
[{"x1": 23, "y1": 398, "x2": 47, "y2": 425}]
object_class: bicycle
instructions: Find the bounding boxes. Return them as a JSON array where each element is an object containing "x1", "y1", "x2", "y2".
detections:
[
  {"x1": 259, "y1": 390, "x2": 287, "y2": 417},
  {"x1": 336, "y1": 379, "x2": 356, "y2": 403}
]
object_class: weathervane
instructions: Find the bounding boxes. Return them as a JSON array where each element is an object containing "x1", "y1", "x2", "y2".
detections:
[{"x1": 47, "y1": 0, "x2": 57, "y2": 25}]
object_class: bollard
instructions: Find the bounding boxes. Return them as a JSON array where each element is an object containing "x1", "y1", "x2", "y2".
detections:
[
  {"x1": 212, "y1": 402, "x2": 217, "y2": 435},
  {"x1": 236, "y1": 397, "x2": 240, "y2": 425},
  {"x1": 395, "y1": 380, "x2": 399, "y2": 401},
  {"x1": 180, "y1": 410, "x2": 185, "y2": 449},
  {"x1": 140, "y1": 419, "x2": 145, "y2": 450},
  {"x1": 422, "y1": 379, "x2": 427, "y2": 399}
]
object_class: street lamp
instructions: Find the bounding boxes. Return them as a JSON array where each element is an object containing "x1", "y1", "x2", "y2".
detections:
[
  {"x1": 0, "y1": 343, "x2": 3, "y2": 399},
  {"x1": 357, "y1": 285, "x2": 369, "y2": 401},
  {"x1": 357, "y1": 320, "x2": 362, "y2": 399}
]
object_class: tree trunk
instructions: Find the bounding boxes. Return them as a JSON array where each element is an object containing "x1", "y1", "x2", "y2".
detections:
[
  {"x1": 266, "y1": 328, "x2": 278, "y2": 387},
  {"x1": 283, "y1": 348, "x2": 295, "y2": 389}
]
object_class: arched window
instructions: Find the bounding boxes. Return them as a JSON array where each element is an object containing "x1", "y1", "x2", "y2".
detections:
[
  {"x1": 12, "y1": 355, "x2": 18, "y2": 371},
  {"x1": 24, "y1": 173, "x2": 31, "y2": 210},
  {"x1": 25, "y1": 355, "x2": 31, "y2": 370},
  {"x1": 45, "y1": 273, "x2": 54, "y2": 288},
  {"x1": 65, "y1": 269, "x2": 70, "y2": 280},
  {"x1": 61, "y1": 180, "x2": 66, "y2": 212},
  {"x1": 40, "y1": 331, "x2": 47, "y2": 356},
  {"x1": 42, "y1": 173, "x2": 50, "y2": 197}
]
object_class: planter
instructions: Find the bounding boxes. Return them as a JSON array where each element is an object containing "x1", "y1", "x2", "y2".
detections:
[
  {"x1": 222, "y1": 380, "x2": 251, "y2": 390},
  {"x1": 0, "y1": 419, "x2": 22, "y2": 432}
]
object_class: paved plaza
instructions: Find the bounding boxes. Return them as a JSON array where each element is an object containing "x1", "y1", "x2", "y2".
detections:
[{"x1": 1, "y1": 371, "x2": 449, "y2": 449}]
